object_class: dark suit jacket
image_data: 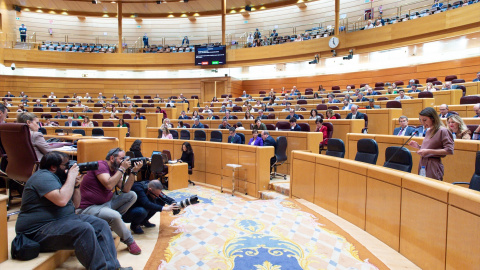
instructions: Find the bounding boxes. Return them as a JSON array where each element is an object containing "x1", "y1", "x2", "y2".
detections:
[
  {"x1": 192, "y1": 123, "x2": 204, "y2": 129},
  {"x1": 33, "y1": 104, "x2": 43, "y2": 107},
  {"x1": 290, "y1": 124, "x2": 302, "y2": 131},
  {"x1": 346, "y1": 112, "x2": 365, "y2": 119},
  {"x1": 223, "y1": 115, "x2": 235, "y2": 120},
  {"x1": 258, "y1": 115, "x2": 268, "y2": 120},
  {"x1": 286, "y1": 114, "x2": 299, "y2": 120},
  {"x1": 65, "y1": 121, "x2": 79, "y2": 127},
  {"x1": 228, "y1": 134, "x2": 242, "y2": 144},
  {"x1": 438, "y1": 112, "x2": 453, "y2": 119},
  {"x1": 393, "y1": 126, "x2": 416, "y2": 136},
  {"x1": 416, "y1": 126, "x2": 427, "y2": 137},
  {"x1": 263, "y1": 136, "x2": 277, "y2": 148},
  {"x1": 356, "y1": 97, "x2": 369, "y2": 102},
  {"x1": 178, "y1": 115, "x2": 189, "y2": 120}
]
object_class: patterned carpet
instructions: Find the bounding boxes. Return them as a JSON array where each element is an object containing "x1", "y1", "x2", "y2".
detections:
[{"x1": 154, "y1": 186, "x2": 381, "y2": 270}]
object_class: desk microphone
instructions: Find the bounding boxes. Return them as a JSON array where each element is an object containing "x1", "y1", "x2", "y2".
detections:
[{"x1": 384, "y1": 130, "x2": 418, "y2": 166}]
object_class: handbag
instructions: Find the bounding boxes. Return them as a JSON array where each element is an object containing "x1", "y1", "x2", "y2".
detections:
[{"x1": 11, "y1": 233, "x2": 40, "y2": 260}]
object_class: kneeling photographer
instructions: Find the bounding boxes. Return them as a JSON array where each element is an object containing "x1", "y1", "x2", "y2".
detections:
[
  {"x1": 15, "y1": 151, "x2": 132, "y2": 269},
  {"x1": 122, "y1": 180, "x2": 180, "y2": 234}
]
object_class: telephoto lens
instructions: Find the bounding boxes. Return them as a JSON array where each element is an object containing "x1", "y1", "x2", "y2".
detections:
[
  {"x1": 172, "y1": 195, "x2": 199, "y2": 215},
  {"x1": 68, "y1": 161, "x2": 99, "y2": 173}
]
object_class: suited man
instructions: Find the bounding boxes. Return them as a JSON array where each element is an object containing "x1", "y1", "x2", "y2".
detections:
[
  {"x1": 4, "y1": 91, "x2": 14, "y2": 97},
  {"x1": 327, "y1": 94, "x2": 341, "y2": 104},
  {"x1": 241, "y1": 91, "x2": 250, "y2": 98},
  {"x1": 346, "y1": 104, "x2": 365, "y2": 120},
  {"x1": 355, "y1": 92, "x2": 369, "y2": 102},
  {"x1": 33, "y1": 99, "x2": 43, "y2": 107},
  {"x1": 223, "y1": 110, "x2": 235, "y2": 120},
  {"x1": 228, "y1": 127, "x2": 242, "y2": 144},
  {"x1": 54, "y1": 111, "x2": 67, "y2": 119},
  {"x1": 257, "y1": 109, "x2": 268, "y2": 120},
  {"x1": 438, "y1": 104, "x2": 453, "y2": 119},
  {"x1": 393, "y1": 116, "x2": 416, "y2": 136},
  {"x1": 289, "y1": 118, "x2": 302, "y2": 131},
  {"x1": 285, "y1": 109, "x2": 299, "y2": 120},
  {"x1": 261, "y1": 130, "x2": 277, "y2": 173},
  {"x1": 416, "y1": 125, "x2": 429, "y2": 137},
  {"x1": 65, "y1": 116, "x2": 79, "y2": 127},
  {"x1": 218, "y1": 119, "x2": 231, "y2": 129},
  {"x1": 178, "y1": 111, "x2": 189, "y2": 120},
  {"x1": 82, "y1": 106, "x2": 93, "y2": 113},
  {"x1": 192, "y1": 118, "x2": 204, "y2": 129},
  {"x1": 408, "y1": 85, "x2": 420, "y2": 93}
]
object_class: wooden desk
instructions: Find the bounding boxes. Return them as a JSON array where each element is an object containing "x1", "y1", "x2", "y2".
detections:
[
  {"x1": 0, "y1": 195, "x2": 7, "y2": 263},
  {"x1": 166, "y1": 163, "x2": 188, "y2": 191}
]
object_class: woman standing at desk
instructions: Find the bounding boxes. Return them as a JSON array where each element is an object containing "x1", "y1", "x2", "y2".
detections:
[
  {"x1": 408, "y1": 107, "x2": 454, "y2": 181},
  {"x1": 17, "y1": 112, "x2": 52, "y2": 160},
  {"x1": 82, "y1": 116, "x2": 94, "y2": 127},
  {"x1": 178, "y1": 142, "x2": 194, "y2": 171}
]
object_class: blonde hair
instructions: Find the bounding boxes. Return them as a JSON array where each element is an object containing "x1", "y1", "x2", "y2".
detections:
[{"x1": 447, "y1": 114, "x2": 468, "y2": 134}]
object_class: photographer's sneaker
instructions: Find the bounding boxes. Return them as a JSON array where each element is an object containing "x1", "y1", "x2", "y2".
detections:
[
  {"x1": 130, "y1": 224, "x2": 144, "y2": 234},
  {"x1": 127, "y1": 241, "x2": 142, "y2": 255},
  {"x1": 142, "y1": 221, "x2": 156, "y2": 228}
]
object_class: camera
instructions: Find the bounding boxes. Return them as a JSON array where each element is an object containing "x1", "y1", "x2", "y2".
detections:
[
  {"x1": 122, "y1": 156, "x2": 148, "y2": 166},
  {"x1": 68, "y1": 161, "x2": 99, "y2": 173},
  {"x1": 172, "y1": 195, "x2": 199, "y2": 215},
  {"x1": 11, "y1": 63, "x2": 15, "y2": 71}
]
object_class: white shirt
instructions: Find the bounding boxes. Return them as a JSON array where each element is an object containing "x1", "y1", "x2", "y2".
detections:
[{"x1": 352, "y1": 114, "x2": 356, "y2": 119}]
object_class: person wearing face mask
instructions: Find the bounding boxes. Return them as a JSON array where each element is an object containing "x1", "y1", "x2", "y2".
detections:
[
  {"x1": 122, "y1": 180, "x2": 179, "y2": 234},
  {"x1": 17, "y1": 112, "x2": 53, "y2": 161},
  {"x1": 76, "y1": 148, "x2": 144, "y2": 255},
  {"x1": 15, "y1": 151, "x2": 133, "y2": 270}
]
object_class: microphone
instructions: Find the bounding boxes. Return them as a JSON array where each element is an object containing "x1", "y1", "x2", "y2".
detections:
[{"x1": 385, "y1": 129, "x2": 418, "y2": 166}]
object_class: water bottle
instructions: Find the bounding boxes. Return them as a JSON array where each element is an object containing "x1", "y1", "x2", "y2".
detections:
[{"x1": 419, "y1": 166, "x2": 426, "y2": 177}]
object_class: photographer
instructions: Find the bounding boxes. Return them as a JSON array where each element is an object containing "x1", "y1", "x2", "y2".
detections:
[
  {"x1": 15, "y1": 151, "x2": 132, "y2": 270},
  {"x1": 122, "y1": 180, "x2": 179, "y2": 234},
  {"x1": 77, "y1": 147, "x2": 144, "y2": 255}
]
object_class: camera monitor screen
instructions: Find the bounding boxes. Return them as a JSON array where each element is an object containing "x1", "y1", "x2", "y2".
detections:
[{"x1": 195, "y1": 45, "x2": 226, "y2": 66}]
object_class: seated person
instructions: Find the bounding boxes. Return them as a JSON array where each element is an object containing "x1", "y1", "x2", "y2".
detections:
[
  {"x1": 442, "y1": 81, "x2": 453, "y2": 90},
  {"x1": 285, "y1": 109, "x2": 299, "y2": 120},
  {"x1": 355, "y1": 92, "x2": 369, "y2": 102},
  {"x1": 289, "y1": 117, "x2": 302, "y2": 131},
  {"x1": 282, "y1": 103, "x2": 292, "y2": 112},
  {"x1": 366, "y1": 88, "x2": 381, "y2": 96},
  {"x1": 261, "y1": 130, "x2": 277, "y2": 173},
  {"x1": 253, "y1": 118, "x2": 267, "y2": 130},
  {"x1": 203, "y1": 105, "x2": 212, "y2": 113},
  {"x1": 4, "y1": 91, "x2": 14, "y2": 97},
  {"x1": 447, "y1": 114, "x2": 471, "y2": 139},
  {"x1": 17, "y1": 112, "x2": 53, "y2": 161},
  {"x1": 34, "y1": 99, "x2": 43, "y2": 107},
  {"x1": 76, "y1": 148, "x2": 143, "y2": 255},
  {"x1": 327, "y1": 94, "x2": 341, "y2": 103},
  {"x1": 315, "y1": 118, "x2": 329, "y2": 147},
  {"x1": 236, "y1": 122, "x2": 245, "y2": 130},
  {"x1": 223, "y1": 110, "x2": 235, "y2": 120},
  {"x1": 393, "y1": 116, "x2": 416, "y2": 136},
  {"x1": 438, "y1": 104, "x2": 453, "y2": 118},
  {"x1": 473, "y1": 71, "x2": 480, "y2": 82},
  {"x1": 122, "y1": 180, "x2": 179, "y2": 234},
  {"x1": 134, "y1": 112, "x2": 146, "y2": 120},
  {"x1": 346, "y1": 104, "x2": 365, "y2": 119},
  {"x1": 177, "y1": 121, "x2": 186, "y2": 129},
  {"x1": 218, "y1": 119, "x2": 231, "y2": 129},
  {"x1": 178, "y1": 110, "x2": 189, "y2": 120},
  {"x1": 394, "y1": 89, "x2": 411, "y2": 100},
  {"x1": 15, "y1": 152, "x2": 132, "y2": 270},
  {"x1": 206, "y1": 112, "x2": 215, "y2": 120},
  {"x1": 365, "y1": 99, "x2": 381, "y2": 109},
  {"x1": 82, "y1": 106, "x2": 93, "y2": 113},
  {"x1": 63, "y1": 106, "x2": 74, "y2": 113},
  {"x1": 192, "y1": 118, "x2": 204, "y2": 128},
  {"x1": 219, "y1": 105, "x2": 227, "y2": 113},
  {"x1": 408, "y1": 84, "x2": 420, "y2": 93},
  {"x1": 257, "y1": 109, "x2": 268, "y2": 119},
  {"x1": 47, "y1": 100, "x2": 56, "y2": 107},
  {"x1": 160, "y1": 118, "x2": 173, "y2": 129},
  {"x1": 248, "y1": 129, "x2": 264, "y2": 146},
  {"x1": 226, "y1": 100, "x2": 235, "y2": 108},
  {"x1": 241, "y1": 91, "x2": 250, "y2": 98},
  {"x1": 228, "y1": 127, "x2": 242, "y2": 144},
  {"x1": 65, "y1": 116, "x2": 79, "y2": 127},
  {"x1": 342, "y1": 99, "x2": 352, "y2": 110}
]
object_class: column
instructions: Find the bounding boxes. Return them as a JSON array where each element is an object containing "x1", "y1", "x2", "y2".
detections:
[
  {"x1": 117, "y1": 2, "x2": 123, "y2": 53},
  {"x1": 221, "y1": 0, "x2": 226, "y2": 45}
]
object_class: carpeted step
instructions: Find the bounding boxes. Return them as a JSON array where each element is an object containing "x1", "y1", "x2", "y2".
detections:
[
  {"x1": 258, "y1": 190, "x2": 289, "y2": 200},
  {"x1": 270, "y1": 181, "x2": 290, "y2": 196}
]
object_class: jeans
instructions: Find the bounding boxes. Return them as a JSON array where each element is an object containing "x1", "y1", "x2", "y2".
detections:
[
  {"x1": 122, "y1": 206, "x2": 157, "y2": 227},
  {"x1": 20, "y1": 35, "x2": 26, "y2": 42},
  {"x1": 76, "y1": 191, "x2": 137, "y2": 245},
  {"x1": 28, "y1": 214, "x2": 120, "y2": 270}
]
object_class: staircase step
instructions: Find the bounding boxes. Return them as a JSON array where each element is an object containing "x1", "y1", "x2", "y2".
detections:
[
  {"x1": 258, "y1": 190, "x2": 289, "y2": 200},
  {"x1": 270, "y1": 181, "x2": 290, "y2": 196}
]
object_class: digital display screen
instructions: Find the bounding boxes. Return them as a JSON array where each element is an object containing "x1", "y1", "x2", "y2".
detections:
[{"x1": 194, "y1": 45, "x2": 226, "y2": 66}]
